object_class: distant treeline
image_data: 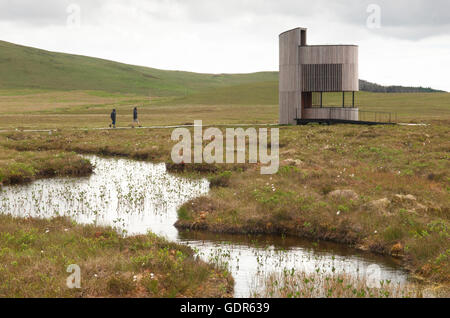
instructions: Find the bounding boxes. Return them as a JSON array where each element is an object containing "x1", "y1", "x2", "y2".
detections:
[{"x1": 359, "y1": 80, "x2": 446, "y2": 93}]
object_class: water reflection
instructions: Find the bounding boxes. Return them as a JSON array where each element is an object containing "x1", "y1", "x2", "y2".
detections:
[
  {"x1": 0, "y1": 156, "x2": 208, "y2": 238},
  {"x1": 0, "y1": 156, "x2": 409, "y2": 297}
]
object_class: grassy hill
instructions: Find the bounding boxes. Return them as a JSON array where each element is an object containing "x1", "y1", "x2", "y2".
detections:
[
  {"x1": 1, "y1": 39, "x2": 449, "y2": 124},
  {"x1": 359, "y1": 80, "x2": 445, "y2": 93},
  {"x1": 1, "y1": 40, "x2": 445, "y2": 98},
  {"x1": 0, "y1": 40, "x2": 277, "y2": 96}
]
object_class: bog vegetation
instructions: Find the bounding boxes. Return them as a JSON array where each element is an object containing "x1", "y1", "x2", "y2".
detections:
[{"x1": 0, "y1": 40, "x2": 449, "y2": 297}]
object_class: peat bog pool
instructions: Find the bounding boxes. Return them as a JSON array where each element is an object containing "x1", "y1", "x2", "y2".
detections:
[{"x1": 0, "y1": 156, "x2": 411, "y2": 297}]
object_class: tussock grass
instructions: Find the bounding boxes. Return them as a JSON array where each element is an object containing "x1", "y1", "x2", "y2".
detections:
[
  {"x1": 252, "y1": 271, "x2": 422, "y2": 298},
  {"x1": 0, "y1": 79, "x2": 448, "y2": 293},
  {"x1": 0, "y1": 145, "x2": 92, "y2": 186},
  {"x1": 0, "y1": 215, "x2": 233, "y2": 297},
  {"x1": 173, "y1": 123, "x2": 450, "y2": 283},
  {"x1": 1, "y1": 121, "x2": 449, "y2": 285},
  {"x1": 0, "y1": 121, "x2": 450, "y2": 281}
]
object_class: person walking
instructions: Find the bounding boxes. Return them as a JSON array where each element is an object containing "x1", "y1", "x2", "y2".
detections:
[
  {"x1": 133, "y1": 106, "x2": 141, "y2": 127},
  {"x1": 109, "y1": 109, "x2": 116, "y2": 128}
]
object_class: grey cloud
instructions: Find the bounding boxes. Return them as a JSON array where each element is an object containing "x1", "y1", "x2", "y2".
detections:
[
  {"x1": 0, "y1": 0, "x2": 104, "y2": 26},
  {"x1": 0, "y1": 0, "x2": 449, "y2": 40},
  {"x1": 333, "y1": 0, "x2": 450, "y2": 27},
  {"x1": 144, "y1": 0, "x2": 450, "y2": 40},
  {"x1": 328, "y1": 0, "x2": 450, "y2": 39}
]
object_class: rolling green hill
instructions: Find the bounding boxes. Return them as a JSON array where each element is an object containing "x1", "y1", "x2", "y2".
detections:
[
  {"x1": 0, "y1": 40, "x2": 277, "y2": 96},
  {"x1": 0, "y1": 40, "x2": 445, "y2": 98},
  {"x1": 359, "y1": 80, "x2": 445, "y2": 93}
]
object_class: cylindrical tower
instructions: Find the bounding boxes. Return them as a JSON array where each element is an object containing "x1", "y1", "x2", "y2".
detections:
[
  {"x1": 279, "y1": 28, "x2": 307, "y2": 125},
  {"x1": 299, "y1": 45, "x2": 359, "y2": 93},
  {"x1": 279, "y1": 28, "x2": 359, "y2": 124}
]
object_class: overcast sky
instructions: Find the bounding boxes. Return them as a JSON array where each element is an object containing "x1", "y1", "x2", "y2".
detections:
[{"x1": 1, "y1": 0, "x2": 449, "y2": 91}]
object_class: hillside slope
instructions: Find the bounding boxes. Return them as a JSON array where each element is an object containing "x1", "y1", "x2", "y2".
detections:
[
  {"x1": 359, "y1": 80, "x2": 445, "y2": 93},
  {"x1": 0, "y1": 40, "x2": 445, "y2": 97},
  {"x1": 0, "y1": 40, "x2": 277, "y2": 96}
]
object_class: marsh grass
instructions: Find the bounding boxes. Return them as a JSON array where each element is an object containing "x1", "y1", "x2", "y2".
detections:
[
  {"x1": 0, "y1": 146, "x2": 92, "y2": 186},
  {"x1": 171, "y1": 123, "x2": 450, "y2": 284},
  {"x1": 252, "y1": 270, "x2": 422, "y2": 298},
  {"x1": 1, "y1": 121, "x2": 449, "y2": 284},
  {"x1": 0, "y1": 215, "x2": 233, "y2": 297},
  {"x1": 0, "y1": 83, "x2": 448, "y2": 291},
  {"x1": 209, "y1": 171, "x2": 233, "y2": 188}
]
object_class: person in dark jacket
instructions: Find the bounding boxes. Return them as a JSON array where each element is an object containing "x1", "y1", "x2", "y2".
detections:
[
  {"x1": 133, "y1": 107, "x2": 140, "y2": 127},
  {"x1": 109, "y1": 109, "x2": 116, "y2": 128}
]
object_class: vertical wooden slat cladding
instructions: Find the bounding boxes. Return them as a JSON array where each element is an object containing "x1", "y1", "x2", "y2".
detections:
[
  {"x1": 301, "y1": 64, "x2": 342, "y2": 92},
  {"x1": 299, "y1": 45, "x2": 358, "y2": 92},
  {"x1": 279, "y1": 28, "x2": 306, "y2": 124},
  {"x1": 303, "y1": 108, "x2": 359, "y2": 121},
  {"x1": 279, "y1": 28, "x2": 359, "y2": 124}
]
